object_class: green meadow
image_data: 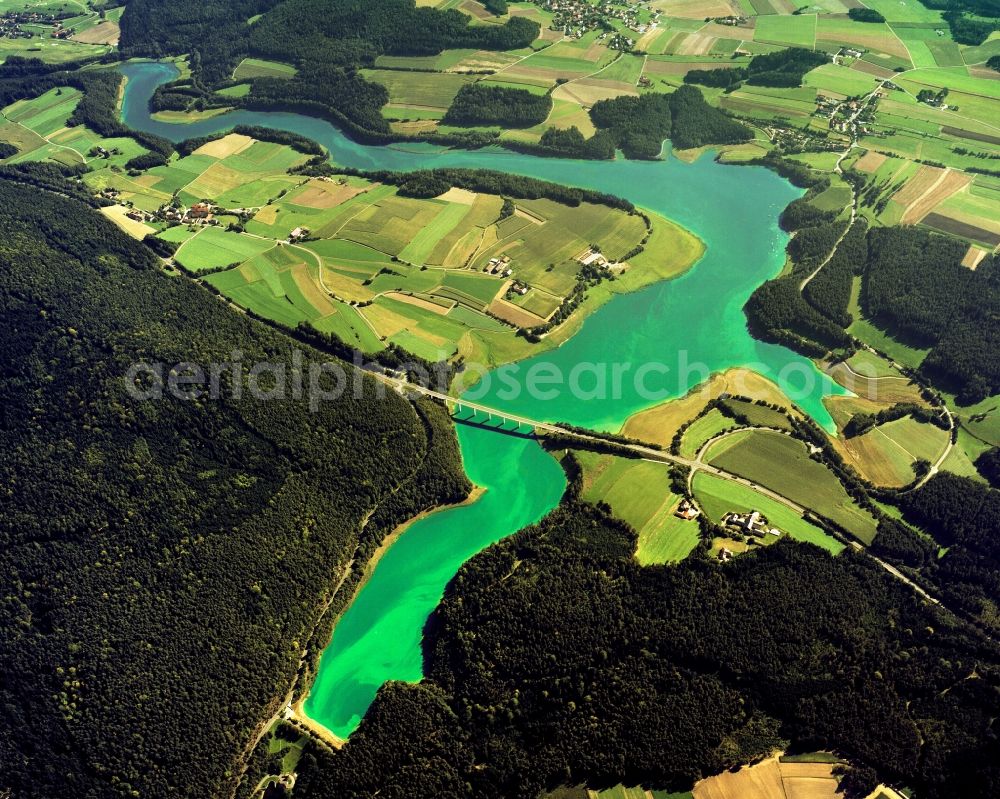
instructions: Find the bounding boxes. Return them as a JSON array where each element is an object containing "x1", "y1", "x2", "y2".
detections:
[
  {"x1": 576, "y1": 452, "x2": 701, "y2": 565},
  {"x1": 692, "y1": 472, "x2": 845, "y2": 554},
  {"x1": 706, "y1": 430, "x2": 879, "y2": 544}
]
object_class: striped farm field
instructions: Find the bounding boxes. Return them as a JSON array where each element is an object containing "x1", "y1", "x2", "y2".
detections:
[
  {"x1": 816, "y1": 18, "x2": 911, "y2": 60},
  {"x1": 232, "y1": 57, "x2": 296, "y2": 80},
  {"x1": 679, "y1": 408, "x2": 738, "y2": 459},
  {"x1": 361, "y1": 69, "x2": 475, "y2": 109},
  {"x1": 706, "y1": 429, "x2": 879, "y2": 544},
  {"x1": 175, "y1": 229, "x2": 276, "y2": 272},
  {"x1": 886, "y1": 165, "x2": 970, "y2": 223}
]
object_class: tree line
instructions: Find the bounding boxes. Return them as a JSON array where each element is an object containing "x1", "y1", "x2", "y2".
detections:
[{"x1": 685, "y1": 47, "x2": 828, "y2": 90}]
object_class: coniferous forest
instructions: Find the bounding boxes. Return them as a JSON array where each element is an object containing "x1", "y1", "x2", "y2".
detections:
[
  {"x1": 745, "y1": 217, "x2": 1000, "y2": 403},
  {"x1": 0, "y1": 174, "x2": 469, "y2": 799},
  {"x1": 287, "y1": 497, "x2": 1000, "y2": 799}
]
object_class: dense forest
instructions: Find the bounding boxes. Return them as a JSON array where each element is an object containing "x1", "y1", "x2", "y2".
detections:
[
  {"x1": 0, "y1": 174, "x2": 470, "y2": 799},
  {"x1": 121, "y1": 0, "x2": 539, "y2": 141},
  {"x1": 864, "y1": 228, "x2": 999, "y2": 403},
  {"x1": 442, "y1": 83, "x2": 553, "y2": 128},
  {"x1": 588, "y1": 86, "x2": 752, "y2": 158},
  {"x1": 746, "y1": 219, "x2": 999, "y2": 403},
  {"x1": 287, "y1": 497, "x2": 1000, "y2": 799},
  {"x1": 870, "y1": 473, "x2": 1000, "y2": 629},
  {"x1": 685, "y1": 48, "x2": 828, "y2": 90}
]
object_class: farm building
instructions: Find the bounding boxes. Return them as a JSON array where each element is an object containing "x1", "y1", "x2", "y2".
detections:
[{"x1": 675, "y1": 499, "x2": 700, "y2": 521}]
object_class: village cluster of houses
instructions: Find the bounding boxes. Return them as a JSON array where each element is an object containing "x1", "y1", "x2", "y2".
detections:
[
  {"x1": 1, "y1": 12, "x2": 81, "y2": 40},
  {"x1": 539, "y1": 0, "x2": 655, "y2": 43},
  {"x1": 0, "y1": 15, "x2": 33, "y2": 40},
  {"x1": 815, "y1": 94, "x2": 879, "y2": 137}
]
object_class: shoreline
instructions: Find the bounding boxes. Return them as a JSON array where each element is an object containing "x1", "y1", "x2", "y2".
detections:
[
  {"x1": 448, "y1": 208, "x2": 707, "y2": 395},
  {"x1": 294, "y1": 483, "x2": 488, "y2": 739}
]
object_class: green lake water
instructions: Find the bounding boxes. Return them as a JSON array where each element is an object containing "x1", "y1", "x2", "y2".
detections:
[{"x1": 121, "y1": 62, "x2": 848, "y2": 737}]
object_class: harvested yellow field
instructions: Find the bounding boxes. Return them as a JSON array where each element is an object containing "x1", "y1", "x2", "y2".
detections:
[
  {"x1": 636, "y1": 27, "x2": 667, "y2": 52},
  {"x1": 254, "y1": 205, "x2": 279, "y2": 225},
  {"x1": 962, "y1": 244, "x2": 989, "y2": 269},
  {"x1": 622, "y1": 368, "x2": 796, "y2": 447},
  {"x1": 100, "y1": 205, "x2": 155, "y2": 239},
  {"x1": 186, "y1": 163, "x2": 249, "y2": 198},
  {"x1": 553, "y1": 79, "x2": 637, "y2": 106},
  {"x1": 900, "y1": 169, "x2": 970, "y2": 224},
  {"x1": 891, "y1": 164, "x2": 944, "y2": 207},
  {"x1": 676, "y1": 33, "x2": 718, "y2": 56},
  {"x1": 193, "y1": 133, "x2": 254, "y2": 159},
  {"x1": 488, "y1": 298, "x2": 546, "y2": 328},
  {"x1": 360, "y1": 302, "x2": 412, "y2": 338},
  {"x1": 317, "y1": 268, "x2": 375, "y2": 302},
  {"x1": 385, "y1": 292, "x2": 452, "y2": 315},
  {"x1": 291, "y1": 264, "x2": 338, "y2": 314},
  {"x1": 854, "y1": 150, "x2": 887, "y2": 173},
  {"x1": 693, "y1": 757, "x2": 785, "y2": 799},
  {"x1": 389, "y1": 119, "x2": 438, "y2": 135},
  {"x1": 436, "y1": 187, "x2": 478, "y2": 205},
  {"x1": 71, "y1": 21, "x2": 119, "y2": 45},
  {"x1": 694, "y1": 757, "x2": 840, "y2": 799},
  {"x1": 292, "y1": 179, "x2": 367, "y2": 209}
]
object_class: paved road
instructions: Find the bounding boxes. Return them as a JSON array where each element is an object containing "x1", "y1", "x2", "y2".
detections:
[
  {"x1": 380, "y1": 373, "x2": 944, "y2": 606},
  {"x1": 797, "y1": 82, "x2": 885, "y2": 292}
]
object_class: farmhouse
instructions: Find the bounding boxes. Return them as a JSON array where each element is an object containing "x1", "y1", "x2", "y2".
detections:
[
  {"x1": 289, "y1": 226, "x2": 310, "y2": 241},
  {"x1": 723, "y1": 510, "x2": 768, "y2": 536},
  {"x1": 675, "y1": 499, "x2": 700, "y2": 521},
  {"x1": 189, "y1": 203, "x2": 211, "y2": 219},
  {"x1": 578, "y1": 249, "x2": 608, "y2": 268}
]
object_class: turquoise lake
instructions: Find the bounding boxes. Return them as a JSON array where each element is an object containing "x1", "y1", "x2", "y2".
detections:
[{"x1": 121, "y1": 61, "x2": 847, "y2": 737}]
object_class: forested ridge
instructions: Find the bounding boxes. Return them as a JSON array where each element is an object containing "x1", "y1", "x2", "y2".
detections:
[
  {"x1": 745, "y1": 207, "x2": 999, "y2": 402},
  {"x1": 287, "y1": 498, "x2": 1000, "y2": 799},
  {"x1": 0, "y1": 175, "x2": 469, "y2": 799},
  {"x1": 121, "y1": 0, "x2": 539, "y2": 141},
  {"x1": 870, "y1": 473, "x2": 1000, "y2": 629}
]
